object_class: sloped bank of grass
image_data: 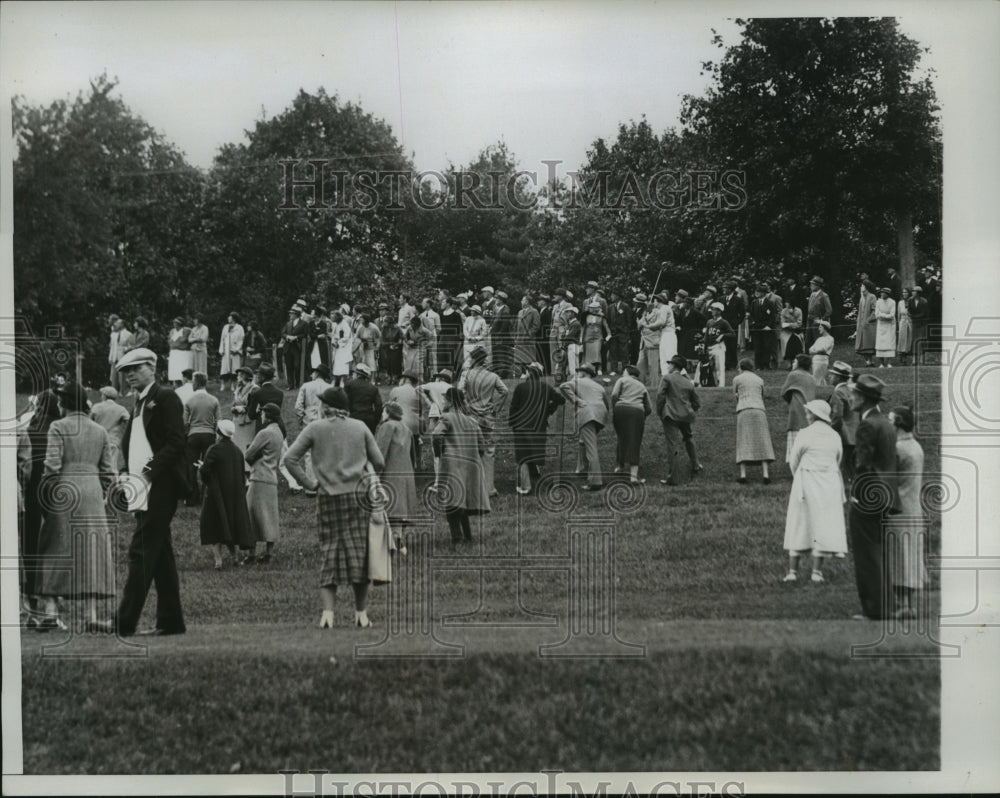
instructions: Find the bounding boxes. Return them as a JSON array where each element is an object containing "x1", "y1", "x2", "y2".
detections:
[{"x1": 21, "y1": 648, "x2": 938, "y2": 774}]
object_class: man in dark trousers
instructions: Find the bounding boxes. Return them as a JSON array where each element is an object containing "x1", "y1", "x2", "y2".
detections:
[
  {"x1": 605, "y1": 289, "x2": 634, "y2": 376},
  {"x1": 847, "y1": 373, "x2": 898, "y2": 620},
  {"x1": 104, "y1": 348, "x2": 189, "y2": 636},
  {"x1": 721, "y1": 279, "x2": 745, "y2": 370},
  {"x1": 247, "y1": 362, "x2": 284, "y2": 433},
  {"x1": 344, "y1": 362, "x2": 383, "y2": 433},
  {"x1": 805, "y1": 276, "x2": 833, "y2": 349},
  {"x1": 277, "y1": 305, "x2": 308, "y2": 389},
  {"x1": 750, "y1": 282, "x2": 780, "y2": 370},
  {"x1": 656, "y1": 354, "x2": 703, "y2": 486}
]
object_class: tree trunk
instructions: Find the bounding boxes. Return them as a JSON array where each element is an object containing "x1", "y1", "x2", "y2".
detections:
[{"x1": 896, "y1": 209, "x2": 915, "y2": 289}]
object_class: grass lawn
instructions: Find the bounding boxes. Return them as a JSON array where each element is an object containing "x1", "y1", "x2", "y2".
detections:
[{"x1": 16, "y1": 343, "x2": 942, "y2": 773}]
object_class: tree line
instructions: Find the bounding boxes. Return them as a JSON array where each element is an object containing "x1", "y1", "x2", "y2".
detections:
[{"x1": 13, "y1": 18, "x2": 940, "y2": 386}]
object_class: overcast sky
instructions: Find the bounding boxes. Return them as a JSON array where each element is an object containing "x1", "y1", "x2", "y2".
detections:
[{"x1": 0, "y1": 1, "x2": 956, "y2": 178}]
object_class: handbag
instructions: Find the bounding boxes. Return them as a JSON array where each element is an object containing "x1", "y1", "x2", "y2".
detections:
[{"x1": 367, "y1": 508, "x2": 393, "y2": 584}]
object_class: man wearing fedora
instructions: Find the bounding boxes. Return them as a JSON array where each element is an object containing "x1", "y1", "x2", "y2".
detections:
[
  {"x1": 750, "y1": 281, "x2": 781, "y2": 370},
  {"x1": 721, "y1": 280, "x2": 746, "y2": 370},
  {"x1": 805, "y1": 276, "x2": 833, "y2": 349},
  {"x1": 278, "y1": 305, "x2": 308, "y2": 390},
  {"x1": 827, "y1": 361, "x2": 858, "y2": 484},
  {"x1": 461, "y1": 346, "x2": 509, "y2": 497},
  {"x1": 847, "y1": 373, "x2": 898, "y2": 620},
  {"x1": 656, "y1": 354, "x2": 703, "y2": 485},
  {"x1": 104, "y1": 347, "x2": 189, "y2": 636}
]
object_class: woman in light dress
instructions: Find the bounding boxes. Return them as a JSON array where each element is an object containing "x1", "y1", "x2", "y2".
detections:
[
  {"x1": 782, "y1": 399, "x2": 847, "y2": 583},
  {"x1": 167, "y1": 317, "x2": 193, "y2": 385},
  {"x1": 656, "y1": 295, "x2": 678, "y2": 378},
  {"x1": 732, "y1": 359, "x2": 775, "y2": 484},
  {"x1": 874, "y1": 286, "x2": 897, "y2": 368},
  {"x1": 331, "y1": 308, "x2": 354, "y2": 387},
  {"x1": 896, "y1": 288, "x2": 913, "y2": 366},
  {"x1": 889, "y1": 405, "x2": 927, "y2": 619}
]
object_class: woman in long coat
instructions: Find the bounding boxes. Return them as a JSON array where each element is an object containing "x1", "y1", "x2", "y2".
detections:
[
  {"x1": 508, "y1": 362, "x2": 565, "y2": 493},
  {"x1": 896, "y1": 288, "x2": 913, "y2": 365},
  {"x1": 874, "y1": 286, "x2": 897, "y2": 368},
  {"x1": 199, "y1": 419, "x2": 256, "y2": 569},
  {"x1": 188, "y1": 314, "x2": 211, "y2": 375},
  {"x1": 231, "y1": 367, "x2": 258, "y2": 452},
  {"x1": 433, "y1": 387, "x2": 490, "y2": 545},
  {"x1": 245, "y1": 403, "x2": 284, "y2": 563},
  {"x1": 379, "y1": 313, "x2": 403, "y2": 383},
  {"x1": 512, "y1": 295, "x2": 541, "y2": 373},
  {"x1": 36, "y1": 383, "x2": 115, "y2": 630},
  {"x1": 582, "y1": 302, "x2": 611, "y2": 372},
  {"x1": 439, "y1": 297, "x2": 465, "y2": 371},
  {"x1": 732, "y1": 359, "x2": 775, "y2": 484},
  {"x1": 855, "y1": 280, "x2": 877, "y2": 366},
  {"x1": 388, "y1": 372, "x2": 430, "y2": 468},
  {"x1": 781, "y1": 354, "x2": 817, "y2": 465},
  {"x1": 375, "y1": 401, "x2": 419, "y2": 541},
  {"x1": 889, "y1": 406, "x2": 927, "y2": 618},
  {"x1": 782, "y1": 399, "x2": 847, "y2": 583},
  {"x1": 218, "y1": 312, "x2": 245, "y2": 391}
]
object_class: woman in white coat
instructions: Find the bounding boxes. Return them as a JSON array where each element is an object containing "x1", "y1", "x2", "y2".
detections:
[
  {"x1": 874, "y1": 286, "x2": 897, "y2": 368},
  {"x1": 782, "y1": 399, "x2": 847, "y2": 583}
]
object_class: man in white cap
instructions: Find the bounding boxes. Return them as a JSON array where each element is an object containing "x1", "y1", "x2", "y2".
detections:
[{"x1": 103, "y1": 347, "x2": 189, "y2": 636}]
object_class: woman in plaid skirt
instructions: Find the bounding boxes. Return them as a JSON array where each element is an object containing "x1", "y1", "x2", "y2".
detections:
[{"x1": 283, "y1": 387, "x2": 385, "y2": 628}]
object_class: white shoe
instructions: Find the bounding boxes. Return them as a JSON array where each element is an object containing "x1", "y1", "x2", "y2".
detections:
[
  {"x1": 515, "y1": 486, "x2": 530, "y2": 495},
  {"x1": 811, "y1": 571, "x2": 825, "y2": 583},
  {"x1": 319, "y1": 611, "x2": 335, "y2": 629},
  {"x1": 782, "y1": 572, "x2": 798, "y2": 582},
  {"x1": 887, "y1": 364, "x2": 892, "y2": 368}
]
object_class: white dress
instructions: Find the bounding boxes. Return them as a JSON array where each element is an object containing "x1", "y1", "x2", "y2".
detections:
[
  {"x1": 783, "y1": 421, "x2": 847, "y2": 554},
  {"x1": 892, "y1": 433, "x2": 928, "y2": 588},
  {"x1": 332, "y1": 319, "x2": 354, "y2": 376},
  {"x1": 657, "y1": 303, "x2": 678, "y2": 374}
]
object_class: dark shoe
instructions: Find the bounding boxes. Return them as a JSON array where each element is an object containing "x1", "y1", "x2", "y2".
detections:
[
  {"x1": 738, "y1": 477, "x2": 747, "y2": 484},
  {"x1": 256, "y1": 553, "x2": 271, "y2": 564},
  {"x1": 763, "y1": 477, "x2": 772, "y2": 485},
  {"x1": 135, "y1": 627, "x2": 186, "y2": 636},
  {"x1": 692, "y1": 466, "x2": 704, "y2": 477},
  {"x1": 37, "y1": 617, "x2": 68, "y2": 631}
]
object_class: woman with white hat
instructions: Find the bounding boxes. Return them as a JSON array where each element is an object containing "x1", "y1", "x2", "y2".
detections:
[
  {"x1": 703, "y1": 302, "x2": 734, "y2": 387},
  {"x1": 808, "y1": 319, "x2": 835, "y2": 384},
  {"x1": 782, "y1": 398, "x2": 847, "y2": 583},
  {"x1": 874, "y1": 286, "x2": 897, "y2": 368}
]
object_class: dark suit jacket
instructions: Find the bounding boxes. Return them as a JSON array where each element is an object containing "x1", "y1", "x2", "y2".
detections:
[
  {"x1": 750, "y1": 295, "x2": 780, "y2": 330},
  {"x1": 806, "y1": 290, "x2": 832, "y2": 324},
  {"x1": 247, "y1": 382, "x2": 285, "y2": 432},
  {"x1": 606, "y1": 301, "x2": 634, "y2": 334},
  {"x1": 121, "y1": 382, "x2": 189, "y2": 499},
  {"x1": 345, "y1": 378, "x2": 383, "y2": 431},
  {"x1": 852, "y1": 407, "x2": 898, "y2": 511},
  {"x1": 721, "y1": 292, "x2": 745, "y2": 331}
]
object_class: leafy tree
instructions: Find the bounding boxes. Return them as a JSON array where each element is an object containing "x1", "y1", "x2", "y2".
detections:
[
  {"x1": 13, "y1": 74, "x2": 206, "y2": 382},
  {"x1": 202, "y1": 88, "x2": 431, "y2": 337},
  {"x1": 680, "y1": 17, "x2": 941, "y2": 309}
]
